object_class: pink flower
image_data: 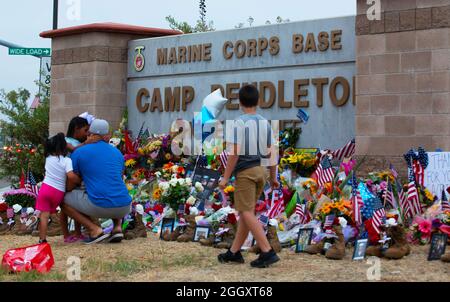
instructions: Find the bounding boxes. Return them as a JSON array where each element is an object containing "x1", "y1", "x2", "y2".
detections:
[
  {"x1": 418, "y1": 220, "x2": 432, "y2": 237},
  {"x1": 340, "y1": 160, "x2": 355, "y2": 175},
  {"x1": 380, "y1": 181, "x2": 387, "y2": 191}
]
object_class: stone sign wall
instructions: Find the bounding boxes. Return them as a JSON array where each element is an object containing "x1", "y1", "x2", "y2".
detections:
[{"x1": 127, "y1": 16, "x2": 356, "y2": 149}]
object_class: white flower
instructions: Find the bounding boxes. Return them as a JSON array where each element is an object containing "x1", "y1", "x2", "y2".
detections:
[
  {"x1": 169, "y1": 179, "x2": 178, "y2": 187},
  {"x1": 159, "y1": 182, "x2": 170, "y2": 192},
  {"x1": 26, "y1": 207, "x2": 34, "y2": 215},
  {"x1": 178, "y1": 178, "x2": 185, "y2": 186},
  {"x1": 172, "y1": 165, "x2": 179, "y2": 173},
  {"x1": 135, "y1": 204, "x2": 144, "y2": 215},
  {"x1": 185, "y1": 178, "x2": 192, "y2": 186},
  {"x1": 189, "y1": 207, "x2": 199, "y2": 215},
  {"x1": 195, "y1": 182, "x2": 204, "y2": 192},
  {"x1": 338, "y1": 217, "x2": 347, "y2": 228},
  {"x1": 186, "y1": 196, "x2": 196, "y2": 205},
  {"x1": 12, "y1": 204, "x2": 22, "y2": 213},
  {"x1": 155, "y1": 171, "x2": 161, "y2": 178}
]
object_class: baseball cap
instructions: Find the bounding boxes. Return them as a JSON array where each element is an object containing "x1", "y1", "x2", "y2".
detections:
[{"x1": 89, "y1": 119, "x2": 109, "y2": 135}]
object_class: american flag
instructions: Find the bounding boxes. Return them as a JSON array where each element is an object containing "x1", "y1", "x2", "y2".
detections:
[
  {"x1": 295, "y1": 202, "x2": 305, "y2": 223},
  {"x1": 331, "y1": 138, "x2": 355, "y2": 161},
  {"x1": 324, "y1": 214, "x2": 335, "y2": 228},
  {"x1": 407, "y1": 168, "x2": 422, "y2": 217},
  {"x1": 390, "y1": 163, "x2": 398, "y2": 179},
  {"x1": 258, "y1": 214, "x2": 269, "y2": 226},
  {"x1": 412, "y1": 160, "x2": 425, "y2": 187},
  {"x1": 219, "y1": 150, "x2": 229, "y2": 170},
  {"x1": 442, "y1": 189, "x2": 450, "y2": 212},
  {"x1": 133, "y1": 122, "x2": 146, "y2": 149},
  {"x1": 25, "y1": 170, "x2": 39, "y2": 195},
  {"x1": 383, "y1": 182, "x2": 397, "y2": 209},
  {"x1": 372, "y1": 208, "x2": 386, "y2": 234},
  {"x1": 267, "y1": 188, "x2": 285, "y2": 219},
  {"x1": 396, "y1": 180, "x2": 411, "y2": 219},
  {"x1": 315, "y1": 156, "x2": 334, "y2": 187},
  {"x1": 351, "y1": 172, "x2": 363, "y2": 225}
]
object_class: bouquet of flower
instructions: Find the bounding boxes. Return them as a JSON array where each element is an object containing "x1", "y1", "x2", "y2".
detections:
[
  {"x1": 223, "y1": 185, "x2": 235, "y2": 205},
  {"x1": 407, "y1": 202, "x2": 450, "y2": 244},
  {"x1": 159, "y1": 177, "x2": 193, "y2": 210},
  {"x1": 279, "y1": 128, "x2": 301, "y2": 151},
  {"x1": 279, "y1": 148, "x2": 317, "y2": 177},
  {"x1": 3, "y1": 189, "x2": 37, "y2": 208}
]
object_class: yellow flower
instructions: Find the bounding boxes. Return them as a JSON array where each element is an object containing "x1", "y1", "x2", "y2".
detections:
[
  {"x1": 138, "y1": 148, "x2": 144, "y2": 155},
  {"x1": 224, "y1": 185, "x2": 235, "y2": 194},
  {"x1": 321, "y1": 207, "x2": 331, "y2": 215},
  {"x1": 153, "y1": 188, "x2": 162, "y2": 200},
  {"x1": 125, "y1": 159, "x2": 136, "y2": 167},
  {"x1": 424, "y1": 189, "x2": 434, "y2": 201}
]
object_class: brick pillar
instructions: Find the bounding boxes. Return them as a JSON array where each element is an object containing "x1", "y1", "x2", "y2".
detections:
[
  {"x1": 40, "y1": 23, "x2": 180, "y2": 135},
  {"x1": 355, "y1": 0, "x2": 450, "y2": 177}
]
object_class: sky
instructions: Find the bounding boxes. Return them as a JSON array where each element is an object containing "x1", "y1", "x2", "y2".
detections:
[{"x1": 0, "y1": 0, "x2": 356, "y2": 100}]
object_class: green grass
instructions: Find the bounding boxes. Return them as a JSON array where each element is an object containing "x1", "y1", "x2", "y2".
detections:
[{"x1": 0, "y1": 267, "x2": 65, "y2": 282}]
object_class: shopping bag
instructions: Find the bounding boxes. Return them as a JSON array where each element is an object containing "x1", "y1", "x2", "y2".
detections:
[{"x1": 1, "y1": 242, "x2": 54, "y2": 273}]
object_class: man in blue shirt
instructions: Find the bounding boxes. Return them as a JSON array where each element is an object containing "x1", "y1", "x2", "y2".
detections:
[{"x1": 62, "y1": 119, "x2": 131, "y2": 244}]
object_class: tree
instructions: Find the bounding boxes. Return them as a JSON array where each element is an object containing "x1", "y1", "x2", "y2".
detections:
[
  {"x1": 0, "y1": 83, "x2": 49, "y2": 183},
  {"x1": 237, "y1": 16, "x2": 291, "y2": 28},
  {"x1": 166, "y1": 0, "x2": 215, "y2": 33}
]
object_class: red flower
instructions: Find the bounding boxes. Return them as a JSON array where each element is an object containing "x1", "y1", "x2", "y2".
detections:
[
  {"x1": 212, "y1": 203, "x2": 222, "y2": 212},
  {"x1": 0, "y1": 203, "x2": 8, "y2": 212},
  {"x1": 227, "y1": 213, "x2": 237, "y2": 225},
  {"x1": 153, "y1": 204, "x2": 164, "y2": 214}
]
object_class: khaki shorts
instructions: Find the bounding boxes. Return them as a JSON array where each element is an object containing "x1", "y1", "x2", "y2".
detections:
[{"x1": 234, "y1": 166, "x2": 267, "y2": 212}]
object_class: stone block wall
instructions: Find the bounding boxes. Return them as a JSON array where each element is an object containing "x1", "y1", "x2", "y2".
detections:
[{"x1": 355, "y1": 0, "x2": 450, "y2": 177}]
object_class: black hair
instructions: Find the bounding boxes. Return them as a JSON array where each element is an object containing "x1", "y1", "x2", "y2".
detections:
[
  {"x1": 239, "y1": 84, "x2": 259, "y2": 108},
  {"x1": 44, "y1": 133, "x2": 68, "y2": 157},
  {"x1": 66, "y1": 116, "x2": 89, "y2": 138}
]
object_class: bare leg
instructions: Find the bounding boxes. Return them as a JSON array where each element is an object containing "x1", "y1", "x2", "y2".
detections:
[
  {"x1": 112, "y1": 218, "x2": 122, "y2": 233},
  {"x1": 74, "y1": 222, "x2": 82, "y2": 237},
  {"x1": 60, "y1": 203, "x2": 102, "y2": 238},
  {"x1": 39, "y1": 212, "x2": 50, "y2": 241},
  {"x1": 240, "y1": 211, "x2": 271, "y2": 253},
  {"x1": 59, "y1": 212, "x2": 70, "y2": 238},
  {"x1": 230, "y1": 217, "x2": 250, "y2": 253}
]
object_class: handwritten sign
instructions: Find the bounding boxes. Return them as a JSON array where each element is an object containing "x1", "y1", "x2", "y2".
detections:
[{"x1": 424, "y1": 152, "x2": 450, "y2": 198}]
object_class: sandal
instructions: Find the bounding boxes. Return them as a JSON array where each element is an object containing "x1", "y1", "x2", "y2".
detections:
[
  {"x1": 107, "y1": 232, "x2": 124, "y2": 243},
  {"x1": 83, "y1": 232, "x2": 110, "y2": 245}
]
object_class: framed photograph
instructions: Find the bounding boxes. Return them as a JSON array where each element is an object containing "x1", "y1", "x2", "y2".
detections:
[
  {"x1": 241, "y1": 233, "x2": 255, "y2": 250},
  {"x1": 352, "y1": 239, "x2": 369, "y2": 260},
  {"x1": 428, "y1": 233, "x2": 448, "y2": 261},
  {"x1": 193, "y1": 225, "x2": 211, "y2": 242},
  {"x1": 159, "y1": 218, "x2": 175, "y2": 239},
  {"x1": 295, "y1": 228, "x2": 314, "y2": 253}
]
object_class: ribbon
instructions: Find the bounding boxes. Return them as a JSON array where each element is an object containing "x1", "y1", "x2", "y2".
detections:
[{"x1": 79, "y1": 112, "x2": 96, "y2": 125}]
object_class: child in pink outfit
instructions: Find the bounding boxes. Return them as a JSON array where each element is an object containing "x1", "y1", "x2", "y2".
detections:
[{"x1": 35, "y1": 133, "x2": 80, "y2": 243}]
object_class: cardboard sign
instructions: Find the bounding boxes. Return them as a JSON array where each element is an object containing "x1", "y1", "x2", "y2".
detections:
[{"x1": 424, "y1": 152, "x2": 450, "y2": 198}]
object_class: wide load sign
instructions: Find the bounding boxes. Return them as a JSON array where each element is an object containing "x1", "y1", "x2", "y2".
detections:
[{"x1": 127, "y1": 16, "x2": 355, "y2": 149}]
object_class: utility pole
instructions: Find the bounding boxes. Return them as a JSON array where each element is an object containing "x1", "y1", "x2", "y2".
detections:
[{"x1": 53, "y1": 0, "x2": 58, "y2": 30}]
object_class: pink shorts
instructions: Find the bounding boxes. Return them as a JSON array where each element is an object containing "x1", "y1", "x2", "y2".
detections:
[{"x1": 35, "y1": 183, "x2": 65, "y2": 213}]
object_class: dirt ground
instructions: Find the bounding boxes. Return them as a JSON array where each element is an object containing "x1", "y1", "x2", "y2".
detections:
[{"x1": 0, "y1": 233, "x2": 449, "y2": 282}]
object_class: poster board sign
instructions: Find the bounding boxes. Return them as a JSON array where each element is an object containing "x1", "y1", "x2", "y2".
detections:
[{"x1": 424, "y1": 152, "x2": 450, "y2": 198}]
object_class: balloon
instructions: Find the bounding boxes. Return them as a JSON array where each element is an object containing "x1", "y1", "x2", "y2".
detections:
[{"x1": 203, "y1": 89, "x2": 228, "y2": 118}]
